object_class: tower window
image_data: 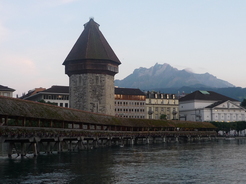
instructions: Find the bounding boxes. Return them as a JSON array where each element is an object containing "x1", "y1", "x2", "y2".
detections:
[{"x1": 96, "y1": 76, "x2": 100, "y2": 84}]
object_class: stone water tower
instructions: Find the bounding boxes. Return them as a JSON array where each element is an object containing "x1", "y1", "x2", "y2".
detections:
[{"x1": 63, "y1": 18, "x2": 121, "y2": 115}]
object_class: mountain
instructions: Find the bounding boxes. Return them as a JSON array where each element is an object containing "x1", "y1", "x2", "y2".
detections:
[{"x1": 115, "y1": 63, "x2": 234, "y2": 90}]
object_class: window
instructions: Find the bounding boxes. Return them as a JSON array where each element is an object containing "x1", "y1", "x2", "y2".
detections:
[
  {"x1": 95, "y1": 76, "x2": 99, "y2": 84},
  {"x1": 60, "y1": 103, "x2": 63, "y2": 107}
]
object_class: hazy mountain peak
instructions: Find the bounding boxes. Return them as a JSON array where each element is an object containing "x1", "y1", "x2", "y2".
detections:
[
  {"x1": 183, "y1": 68, "x2": 193, "y2": 73},
  {"x1": 115, "y1": 63, "x2": 234, "y2": 89}
]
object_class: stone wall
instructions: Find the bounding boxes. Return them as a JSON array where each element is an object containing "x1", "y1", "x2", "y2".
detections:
[{"x1": 69, "y1": 73, "x2": 115, "y2": 116}]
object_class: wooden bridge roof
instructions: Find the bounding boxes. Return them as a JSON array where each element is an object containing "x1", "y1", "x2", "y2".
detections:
[{"x1": 0, "y1": 96, "x2": 216, "y2": 129}]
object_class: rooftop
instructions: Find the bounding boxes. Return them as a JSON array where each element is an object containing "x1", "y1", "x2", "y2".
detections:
[
  {"x1": 63, "y1": 18, "x2": 121, "y2": 65},
  {"x1": 179, "y1": 90, "x2": 238, "y2": 102},
  {"x1": 115, "y1": 87, "x2": 145, "y2": 96},
  {"x1": 0, "y1": 85, "x2": 15, "y2": 92},
  {"x1": 0, "y1": 95, "x2": 216, "y2": 129}
]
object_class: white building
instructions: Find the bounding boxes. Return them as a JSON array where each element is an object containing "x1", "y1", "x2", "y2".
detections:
[
  {"x1": 21, "y1": 86, "x2": 69, "y2": 108},
  {"x1": 179, "y1": 90, "x2": 246, "y2": 122},
  {"x1": 0, "y1": 85, "x2": 15, "y2": 97}
]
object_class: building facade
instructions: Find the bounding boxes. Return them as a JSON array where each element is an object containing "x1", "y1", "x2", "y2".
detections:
[
  {"x1": 63, "y1": 18, "x2": 121, "y2": 115},
  {"x1": 179, "y1": 90, "x2": 246, "y2": 122},
  {"x1": 145, "y1": 91, "x2": 179, "y2": 120},
  {"x1": 0, "y1": 85, "x2": 15, "y2": 97},
  {"x1": 21, "y1": 86, "x2": 69, "y2": 108},
  {"x1": 115, "y1": 87, "x2": 146, "y2": 119}
]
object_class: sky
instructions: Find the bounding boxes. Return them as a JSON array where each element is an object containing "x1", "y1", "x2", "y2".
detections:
[{"x1": 0, "y1": 0, "x2": 246, "y2": 96}]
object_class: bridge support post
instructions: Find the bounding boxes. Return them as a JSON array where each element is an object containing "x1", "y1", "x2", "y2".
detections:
[
  {"x1": 187, "y1": 136, "x2": 191, "y2": 142},
  {"x1": 46, "y1": 142, "x2": 51, "y2": 154},
  {"x1": 21, "y1": 142, "x2": 25, "y2": 157},
  {"x1": 33, "y1": 143, "x2": 38, "y2": 157},
  {"x1": 175, "y1": 136, "x2": 179, "y2": 142},
  {"x1": 93, "y1": 138, "x2": 98, "y2": 148},
  {"x1": 58, "y1": 141, "x2": 63, "y2": 152},
  {"x1": 68, "y1": 141, "x2": 72, "y2": 151},
  {"x1": 147, "y1": 137, "x2": 150, "y2": 144},
  {"x1": 107, "y1": 138, "x2": 111, "y2": 147},
  {"x1": 7, "y1": 142, "x2": 13, "y2": 158},
  {"x1": 77, "y1": 140, "x2": 82, "y2": 150},
  {"x1": 130, "y1": 138, "x2": 134, "y2": 145},
  {"x1": 162, "y1": 136, "x2": 166, "y2": 143}
]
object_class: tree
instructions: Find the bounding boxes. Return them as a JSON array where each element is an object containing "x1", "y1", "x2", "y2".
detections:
[
  {"x1": 240, "y1": 99, "x2": 246, "y2": 108},
  {"x1": 38, "y1": 100, "x2": 57, "y2": 106},
  {"x1": 160, "y1": 114, "x2": 167, "y2": 120}
]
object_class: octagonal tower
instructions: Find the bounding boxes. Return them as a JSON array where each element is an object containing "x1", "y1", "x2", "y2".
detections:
[{"x1": 63, "y1": 18, "x2": 121, "y2": 115}]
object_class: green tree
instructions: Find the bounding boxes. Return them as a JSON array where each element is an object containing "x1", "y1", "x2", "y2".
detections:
[
  {"x1": 38, "y1": 100, "x2": 57, "y2": 106},
  {"x1": 240, "y1": 99, "x2": 246, "y2": 108},
  {"x1": 160, "y1": 114, "x2": 167, "y2": 120}
]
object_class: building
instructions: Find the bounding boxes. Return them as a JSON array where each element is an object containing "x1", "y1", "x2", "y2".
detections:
[
  {"x1": 115, "y1": 87, "x2": 146, "y2": 118},
  {"x1": 179, "y1": 90, "x2": 246, "y2": 122},
  {"x1": 145, "y1": 91, "x2": 179, "y2": 120},
  {"x1": 0, "y1": 85, "x2": 15, "y2": 97},
  {"x1": 63, "y1": 18, "x2": 121, "y2": 116},
  {"x1": 21, "y1": 86, "x2": 69, "y2": 107}
]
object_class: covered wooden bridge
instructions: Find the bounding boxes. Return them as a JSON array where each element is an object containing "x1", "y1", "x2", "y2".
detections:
[{"x1": 0, "y1": 96, "x2": 217, "y2": 157}]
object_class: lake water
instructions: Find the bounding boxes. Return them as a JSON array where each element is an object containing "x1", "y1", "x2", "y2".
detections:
[{"x1": 0, "y1": 139, "x2": 246, "y2": 184}]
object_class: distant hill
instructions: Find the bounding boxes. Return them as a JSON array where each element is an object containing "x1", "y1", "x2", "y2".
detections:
[
  {"x1": 114, "y1": 63, "x2": 246, "y2": 101},
  {"x1": 115, "y1": 63, "x2": 234, "y2": 90}
]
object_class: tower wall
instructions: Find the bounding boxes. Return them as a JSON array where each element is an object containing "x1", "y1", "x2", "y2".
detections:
[{"x1": 69, "y1": 73, "x2": 115, "y2": 116}]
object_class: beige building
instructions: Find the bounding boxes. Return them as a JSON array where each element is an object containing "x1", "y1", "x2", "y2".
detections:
[
  {"x1": 0, "y1": 85, "x2": 15, "y2": 97},
  {"x1": 145, "y1": 91, "x2": 179, "y2": 120},
  {"x1": 115, "y1": 87, "x2": 146, "y2": 119}
]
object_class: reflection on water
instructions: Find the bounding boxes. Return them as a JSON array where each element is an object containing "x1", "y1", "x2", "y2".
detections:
[{"x1": 1, "y1": 139, "x2": 246, "y2": 183}]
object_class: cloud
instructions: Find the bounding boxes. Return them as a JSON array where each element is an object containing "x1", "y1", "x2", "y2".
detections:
[{"x1": 184, "y1": 68, "x2": 194, "y2": 73}]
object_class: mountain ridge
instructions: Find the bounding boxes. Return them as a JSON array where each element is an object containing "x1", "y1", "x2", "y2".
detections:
[{"x1": 115, "y1": 63, "x2": 234, "y2": 89}]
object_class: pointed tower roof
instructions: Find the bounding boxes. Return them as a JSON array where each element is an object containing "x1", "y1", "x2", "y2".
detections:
[{"x1": 63, "y1": 18, "x2": 121, "y2": 65}]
